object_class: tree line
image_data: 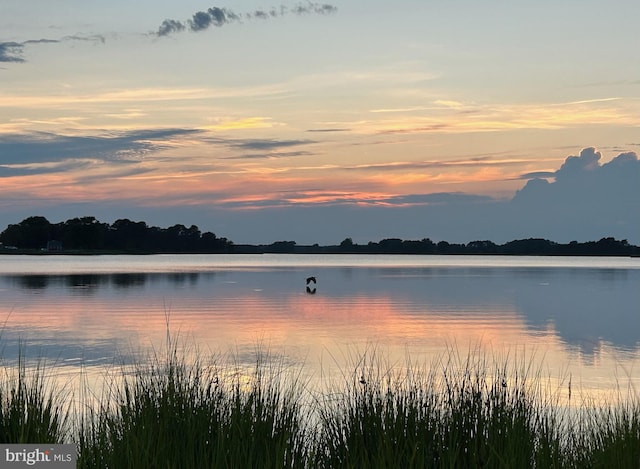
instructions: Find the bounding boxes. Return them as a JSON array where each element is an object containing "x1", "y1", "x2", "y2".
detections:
[
  {"x1": 1, "y1": 216, "x2": 637, "y2": 256},
  {"x1": 241, "y1": 237, "x2": 639, "y2": 256},
  {"x1": 330, "y1": 237, "x2": 638, "y2": 256},
  {"x1": 0, "y1": 216, "x2": 233, "y2": 253}
]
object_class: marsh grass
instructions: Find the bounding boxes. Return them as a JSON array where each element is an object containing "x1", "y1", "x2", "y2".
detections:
[
  {"x1": 77, "y1": 341, "x2": 309, "y2": 469},
  {"x1": 567, "y1": 390, "x2": 640, "y2": 468},
  {"x1": 1, "y1": 338, "x2": 639, "y2": 468},
  {"x1": 0, "y1": 349, "x2": 70, "y2": 443},
  {"x1": 311, "y1": 347, "x2": 570, "y2": 468}
]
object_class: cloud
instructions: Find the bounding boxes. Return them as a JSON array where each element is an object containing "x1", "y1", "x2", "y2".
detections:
[
  {"x1": 340, "y1": 155, "x2": 533, "y2": 173},
  {"x1": 157, "y1": 19, "x2": 186, "y2": 36},
  {"x1": 306, "y1": 128, "x2": 351, "y2": 133},
  {"x1": 207, "y1": 187, "x2": 496, "y2": 210},
  {"x1": 0, "y1": 159, "x2": 90, "y2": 178},
  {"x1": 2, "y1": 2, "x2": 336, "y2": 63},
  {"x1": 208, "y1": 147, "x2": 640, "y2": 244},
  {"x1": 0, "y1": 42, "x2": 25, "y2": 63},
  {"x1": 554, "y1": 146, "x2": 601, "y2": 179},
  {"x1": 382, "y1": 193, "x2": 495, "y2": 206},
  {"x1": 518, "y1": 171, "x2": 556, "y2": 180},
  {"x1": 0, "y1": 35, "x2": 105, "y2": 63},
  {"x1": 511, "y1": 147, "x2": 640, "y2": 241},
  {"x1": 203, "y1": 136, "x2": 317, "y2": 159},
  {"x1": 1, "y1": 140, "x2": 637, "y2": 245},
  {"x1": 227, "y1": 138, "x2": 315, "y2": 151},
  {"x1": 221, "y1": 151, "x2": 314, "y2": 160},
  {"x1": 205, "y1": 117, "x2": 276, "y2": 131},
  {"x1": 0, "y1": 129, "x2": 198, "y2": 174},
  {"x1": 361, "y1": 98, "x2": 640, "y2": 135},
  {"x1": 0, "y1": 39, "x2": 59, "y2": 63},
  {"x1": 155, "y1": 2, "x2": 337, "y2": 37},
  {"x1": 206, "y1": 136, "x2": 316, "y2": 152},
  {"x1": 515, "y1": 147, "x2": 640, "y2": 197},
  {"x1": 291, "y1": 3, "x2": 338, "y2": 15},
  {"x1": 62, "y1": 34, "x2": 106, "y2": 44},
  {"x1": 188, "y1": 7, "x2": 240, "y2": 32}
]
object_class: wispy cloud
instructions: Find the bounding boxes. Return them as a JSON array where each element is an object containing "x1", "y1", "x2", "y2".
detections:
[
  {"x1": 341, "y1": 156, "x2": 534, "y2": 172},
  {"x1": 0, "y1": 42, "x2": 29, "y2": 63},
  {"x1": 205, "y1": 136, "x2": 318, "y2": 160},
  {"x1": 518, "y1": 171, "x2": 556, "y2": 180},
  {"x1": 0, "y1": 129, "x2": 197, "y2": 170},
  {"x1": 0, "y1": 85, "x2": 287, "y2": 110},
  {"x1": 1, "y1": 2, "x2": 337, "y2": 64},
  {"x1": 369, "y1": 106, "x2": 436, "y2": 114},
  {"x1": 155, "y1": 2, "x2": 338, "y2": 37},
  {"x1": 213, "y1": 189, "x2": 496, "y2": 209},
  {"x1": 306, "y1": 128, "x2": 351, "y2": 133},
  {"x1": 206, "y1": 137, "x2": 316, "y2": 151},
  {"x1": 221, "y1": 151, "x2": 313, "y2": 160},
  {"x1": 358, "y1": 98, "x2": 640, "y2": 135},
  {"x1": 204, "y1": 117, "x2": 276, "y2": 131},
  {"x1": 0, "y1": 35, "x2": 105, "y2": 63}
]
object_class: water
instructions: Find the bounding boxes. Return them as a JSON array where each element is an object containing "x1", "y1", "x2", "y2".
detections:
[{"x1": 1, "y1": 254, "x2": 639, "y2": 402}]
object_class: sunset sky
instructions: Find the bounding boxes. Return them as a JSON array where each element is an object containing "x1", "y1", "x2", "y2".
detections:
[{"x1": 1, "y1": 0, "x2": 639, "y2": 244}]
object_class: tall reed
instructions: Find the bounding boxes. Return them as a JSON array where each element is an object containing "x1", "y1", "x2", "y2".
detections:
[
  {"x1": 311, "y1": 351, "x2": 443, "y2": 467},
  {"x1": 0, "y1": 350, "x2": 70, "y2": 444},
  {"x1": 1, "y1": 337, "x2": 639, "y2": 468},
  {"x1": 77, "y1": 342, "x2": 309, "y2": 468},
  {"x1": 567, "y1": 393, "x2": 640, "y2": 468},
  {"x1": 311, "y1": 347, "x2": 569, "y2": 468}
]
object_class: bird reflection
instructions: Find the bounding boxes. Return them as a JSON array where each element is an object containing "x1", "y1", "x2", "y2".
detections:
[{"x1": 306, "y1": 276, "x2": 317, "y2": 294}]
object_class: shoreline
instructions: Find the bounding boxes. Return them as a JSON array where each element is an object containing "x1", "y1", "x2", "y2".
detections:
[{"x1": 1, "y1": 247, "x2": 638, "y2": 257}]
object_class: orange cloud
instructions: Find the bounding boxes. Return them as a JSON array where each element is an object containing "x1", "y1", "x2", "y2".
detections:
[
  {"x1": 358, "y1": 97, "x2": 640, "y2": 135},
  {"x1": 203, "y1": 117, "x2": 277, "y2": 131}
]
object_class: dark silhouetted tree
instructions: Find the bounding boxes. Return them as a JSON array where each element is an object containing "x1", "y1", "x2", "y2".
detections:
[
  {"x1": 61, "y1": 216, "x2": 108, "y2": 250},
  {"x1": 108, "y1": 219, "x2": 149, "y2": 251},
  {"x1": 267, "y1": 241, "x2": 296, "y2": 253},
  {"x1": 0, "y1": 216, "x2": 52, "y2": 249},
  {"x1": 502, "y1": 238, "x2": 558, "y2": 255},
  {"x1": 466, "y1": 240, "x2": 498, "y2": 254},
  {"x1": 340, "y1": 238, "x2": 354, "y2": 248}
]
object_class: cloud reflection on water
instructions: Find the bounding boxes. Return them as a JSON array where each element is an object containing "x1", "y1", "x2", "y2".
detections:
[{"x1": 0, "y1": 258, "x2": 638, "y2": 401}]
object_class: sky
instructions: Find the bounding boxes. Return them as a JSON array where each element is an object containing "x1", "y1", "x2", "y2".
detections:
[{"x1": 1, "y1": 0, "x2": 639, "y2": 245}]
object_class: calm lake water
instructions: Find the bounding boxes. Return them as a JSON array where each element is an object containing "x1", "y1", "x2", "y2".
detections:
[{"x1": 1, "y1": 254, "x2": 639, "y2": 403}]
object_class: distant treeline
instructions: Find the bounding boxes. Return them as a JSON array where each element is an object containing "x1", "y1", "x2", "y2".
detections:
[
  {"x1": 241, "y1": 237, "x2": 639, "y2": 256},
  {"x1": 0, "y1": 216, "x2": 233, "y2": 253},
  {"x1": 1, "y1": 216, "x2": 638, "y2": 256}
]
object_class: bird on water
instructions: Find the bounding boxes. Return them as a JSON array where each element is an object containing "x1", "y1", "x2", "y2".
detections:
[{"x1": 306, "y1": 276, "x2": 316, "y2": 285}]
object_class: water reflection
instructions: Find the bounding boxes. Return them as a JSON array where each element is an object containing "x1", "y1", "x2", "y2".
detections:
[
  {"x1": 0, "y1": 257, "x2": 638, "y2": 399},
  {"x1": 2, "y1": 266, "x2": 639, "y2": 352},
  {"x1": 11, "y1": 272, "x2": 162, "y2": 290},
  {"x1": 11, "y1": 271, "x2": 214, "y2": 290}
]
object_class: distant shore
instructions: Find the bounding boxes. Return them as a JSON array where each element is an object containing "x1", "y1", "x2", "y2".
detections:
[
  {"x1": 2, "y1": 216, "x2": 638, "y2": 257},
  {"x1": 0, "y1": 240, "x2": 640, "y2": 257}
]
